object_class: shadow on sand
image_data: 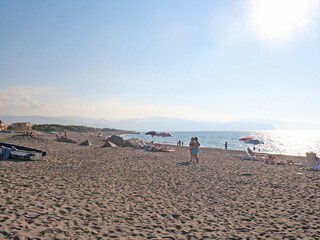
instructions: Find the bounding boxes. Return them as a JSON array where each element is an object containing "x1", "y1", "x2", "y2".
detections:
[{"x1": 177, "y1": 161, "x2": 193, "y2": 166}]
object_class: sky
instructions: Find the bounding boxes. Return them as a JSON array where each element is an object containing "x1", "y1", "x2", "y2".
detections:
[{"x1": 0, "y1": 0, "x2": 320, "y2": 129}]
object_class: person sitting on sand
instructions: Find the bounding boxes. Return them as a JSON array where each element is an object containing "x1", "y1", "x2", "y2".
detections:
[
  {"x1": 265, "y1": 155, "x2": 276, "y2": 165},
  {"x1": 153, "y1": 142, "x2": 162, "y2": 148}
]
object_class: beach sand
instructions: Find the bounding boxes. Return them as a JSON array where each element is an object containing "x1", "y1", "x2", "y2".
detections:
[{"x1": 1, "y1": 133, "x2": 319, "y2": 239}]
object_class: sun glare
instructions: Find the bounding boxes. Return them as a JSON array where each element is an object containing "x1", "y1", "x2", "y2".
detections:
[{"x1": 248, "y1": 0, "x2": 319, "y2": 43}]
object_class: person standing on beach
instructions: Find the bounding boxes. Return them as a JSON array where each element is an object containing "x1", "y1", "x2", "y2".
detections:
[
  {"x1": 193, "y1": 137, "x2": 200, "y2": 163},
  {"x1": 189, "y1": 137, "x2": 195, "y2": 162},
  {"x1": 225, "y1": 141, "x2": 228, "y2": 150}
]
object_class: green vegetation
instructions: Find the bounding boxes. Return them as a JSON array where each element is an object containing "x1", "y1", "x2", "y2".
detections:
[{"x1": 32, "y1": 124, "x2": 131, "y2": 133}]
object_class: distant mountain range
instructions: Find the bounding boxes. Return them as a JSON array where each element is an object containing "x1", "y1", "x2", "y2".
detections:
[{"x1": 0, "y1": 115, "x2": 275, "y2": 131}]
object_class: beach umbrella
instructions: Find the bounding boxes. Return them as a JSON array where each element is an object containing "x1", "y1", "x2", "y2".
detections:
[
  {"x1": 156, "y1": 132, "x2": 172, "y2": 137},
  {"x1": 239, "y1": 136, "x2": 254, "y2": 141},
  {"x1": 145, "y1": 131, "x2": 158, "y2": 141},
  {"x1": 156, "y1": 132, "x2": 172, "y2": 143},
  {"x1": 244, "y1": 139, "x2": 264, "y2": 145},
  {"x1": 145, "y1": 131, "x2": 158, "y2": 137}
]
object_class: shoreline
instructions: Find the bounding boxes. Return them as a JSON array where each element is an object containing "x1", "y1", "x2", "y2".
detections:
[
  {"x1": 121, "y1": 131, "x2": 320, "y2": 157},
  {"x1": 128, "y1": 140, "x2": 308, "y2": 158}
]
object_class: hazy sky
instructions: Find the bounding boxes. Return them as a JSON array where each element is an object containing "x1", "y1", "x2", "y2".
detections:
[{"x1": 1, "y1": 0, "x2": 320, "y2": 127}]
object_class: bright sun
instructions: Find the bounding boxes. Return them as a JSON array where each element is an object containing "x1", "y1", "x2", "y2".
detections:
[{"x1": 248, "y1": 0, "x2": 319, "y2": 42}]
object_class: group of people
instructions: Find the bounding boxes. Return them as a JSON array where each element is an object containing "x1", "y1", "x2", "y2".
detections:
[
  {"x1": 265, "y1": 154, "x2": 295, "y2": 165},
  {"x1": 247, "y1": 147, "x2": 296, "y2": 165},
  {"x1": 189, "y1": 137, "x2": 200, "y2": 163},
  {"x1": 143, "y1": 142, "x2": 174, "y2": 152},
  {"x1": 177, "y1": 140, "x2": 184, "y2": 146}
]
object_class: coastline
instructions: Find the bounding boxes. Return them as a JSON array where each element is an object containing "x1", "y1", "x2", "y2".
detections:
[
  {"x1": 122, "y1": 130, "x2": 320, "y2": 157},
  {"x1": 1, "y1": 132, "x2": 319, "y2": 239}
]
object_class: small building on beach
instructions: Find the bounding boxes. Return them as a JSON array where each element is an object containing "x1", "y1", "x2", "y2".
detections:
[
  {"x1": 0, "y1": 120, "x2": 8, "y2": 130},
  {"x1": 10, "y1": 122, "x2": 32, "y2": 132}
]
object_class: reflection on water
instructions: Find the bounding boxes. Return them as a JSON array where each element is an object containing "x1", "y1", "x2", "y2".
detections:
[
  {"x1": 122, "y1": 130, "x2": 320, "y2": 156},
  {"x1": 257, "y1": 130, "x2": 320, "y2": 156}
]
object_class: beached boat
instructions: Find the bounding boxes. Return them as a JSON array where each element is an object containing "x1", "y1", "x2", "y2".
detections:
[{"x1": 0, "y1": 143, "x2": 47, "y2": 160}]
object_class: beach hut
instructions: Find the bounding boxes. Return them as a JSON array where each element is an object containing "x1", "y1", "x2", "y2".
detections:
[{"x1": 10, "y1": 122, "x2": 32, "y2": 132}]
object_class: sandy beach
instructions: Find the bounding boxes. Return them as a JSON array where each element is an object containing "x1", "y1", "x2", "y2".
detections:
[{"x1": 1, "y1": 133, "x2": 319, "y2": 239}]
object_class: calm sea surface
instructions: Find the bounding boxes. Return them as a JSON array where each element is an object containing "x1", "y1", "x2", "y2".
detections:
[{"x1": 122, "y1": 130, "x2": 320, "y2": 156}]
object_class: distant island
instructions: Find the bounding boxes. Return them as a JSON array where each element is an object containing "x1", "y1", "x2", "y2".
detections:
[{"x1": 0, "y1": 115, "x2": 276, "y2": 131}]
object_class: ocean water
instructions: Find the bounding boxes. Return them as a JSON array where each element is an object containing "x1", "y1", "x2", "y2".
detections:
[{"x1": 122, "y1": 130, "x2": 320, "y2": 156}]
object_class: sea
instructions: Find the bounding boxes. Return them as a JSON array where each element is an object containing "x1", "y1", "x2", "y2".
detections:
[{"x1": 122, "y1": 130, "x2": 320, "y2": 156}]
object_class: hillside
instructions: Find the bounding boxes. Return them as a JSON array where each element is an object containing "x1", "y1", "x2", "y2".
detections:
[{"x1": 31, "y1": 124, "x2": 136, "y2": 134}]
